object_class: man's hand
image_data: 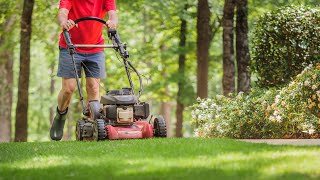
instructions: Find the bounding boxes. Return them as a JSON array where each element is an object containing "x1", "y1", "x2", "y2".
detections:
[
  {"x1": 58, "y1": 8, "x2": 77, "y2": 31},
  {"x1": 106, "y1": 10, "x2": 118, "y2": 29},
  {"x1": 61, "y1": 19, "x2": 77, "y2": 31},
  {"x1": 106, "y1": 20, "x2": 117, "y2": 29}
]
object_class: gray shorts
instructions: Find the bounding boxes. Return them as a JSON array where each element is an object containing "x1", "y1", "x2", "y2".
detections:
[{"x1": 57, "y1": 47, "x2": 106, "y2": 79}]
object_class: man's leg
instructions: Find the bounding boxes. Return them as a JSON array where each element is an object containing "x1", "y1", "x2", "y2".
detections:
[
  {"x1": 86, "y1": 77, "x2": 100, "y2": 101},
  {"x1": 83, "y1": 51, "x2": 105, "y2": 102},
  {"x1": 51, "y1": 46, "x2": 84, "y2": 141},
  {"x1": 58, "y1": 78, "x2": 77, "y2": 111},
  {"x1": 50, "y1": 78, "x2": 77, "y2": 141}
]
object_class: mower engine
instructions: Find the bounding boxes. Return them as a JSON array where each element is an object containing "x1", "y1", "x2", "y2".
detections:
[
  {"x1": 99, "y1": 88, "x2": 154, "y2": 140},
  {"x1": 101, "y1": 88, "x2": 149, "y2": 125}
]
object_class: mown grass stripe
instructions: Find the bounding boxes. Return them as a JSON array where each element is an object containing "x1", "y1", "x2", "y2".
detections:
[{"x1": 0, "y1": 138, "x2": 319, "y2": 180}]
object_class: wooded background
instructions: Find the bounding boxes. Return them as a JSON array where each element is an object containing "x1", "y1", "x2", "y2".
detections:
[{"x1": 0, "y1": 0, "x2": 318, "y2": 142}]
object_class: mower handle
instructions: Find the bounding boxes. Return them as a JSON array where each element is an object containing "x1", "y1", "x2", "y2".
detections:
[
  {"x1": 63, "y1": 16, "x2": 116, "y2": 50},
  {"x1": 74, "y1": 16, "x2": 117, "y2": 32},
  {"x1": 74, "y1": 16, "x2": 106, "y2": 24},
  {"x1": 63, "y1": 16, "x2": 116, "y2": 44}
]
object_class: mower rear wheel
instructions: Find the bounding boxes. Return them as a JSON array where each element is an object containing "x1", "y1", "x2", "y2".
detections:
[
  {"x1": 93, "y1": 119, "x2": 106, "y2": 141},
  {"x1": 76, "y1": 120, "x2": 85, "y2": 141},
  {"x1": 88, "y1": 100, "x2": 101, "y2": 120},
  {"x1": 154, "y1": 116, "x2": 167, "y2": 137}
]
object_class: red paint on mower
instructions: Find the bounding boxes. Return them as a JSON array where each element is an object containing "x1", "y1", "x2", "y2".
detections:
[{"x1": 106, "y1": 121, "x2": 154, "y2": 140}]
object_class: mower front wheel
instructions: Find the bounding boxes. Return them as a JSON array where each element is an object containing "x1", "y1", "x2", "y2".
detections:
[
  {"x1": 154, "y1": 116, "x2": 167, "y2": 137},
  {"x1": 76, "y1": 120, "x2": 85, "y2": 141}
]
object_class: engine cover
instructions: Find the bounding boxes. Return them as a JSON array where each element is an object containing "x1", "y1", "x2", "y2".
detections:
[{"x1": 117, "y1": 107, "x2": 133, "y2": 124}]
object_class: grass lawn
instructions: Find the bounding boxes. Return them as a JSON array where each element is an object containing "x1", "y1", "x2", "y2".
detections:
[{"x1": 0, "y1": 138, "x2": 320, "y2": 180}]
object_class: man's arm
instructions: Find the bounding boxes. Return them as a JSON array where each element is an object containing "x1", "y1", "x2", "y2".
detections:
[
  {"x1": 106, "y1": 10, "x2": 118, "y2": 29},
  {"x1": 58, "y1": 8, "x2": 76, "y2": 30}
]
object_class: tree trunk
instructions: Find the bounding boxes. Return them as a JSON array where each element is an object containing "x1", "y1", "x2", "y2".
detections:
[
  {"x1": 0, "y1": 15, "x2": 15, "y2": 142},
  {"x1": 0, "y1": 51, "x2": 14, "y2": 142},
  {"x1": 175, "y1": 103, "x2": 184, "y2": 137},
  {"x1": 197, "y1": 0, "x2": 211, "y2": 99},
  {"x1": 15, "y1": 0, "x2": 34, "y2": 142},
  {"x1": 176, "y1": 4, "x2": 188, "y2": 138},
  {"x1": 236, "y1": 0, "x2": 250, "y2": 93},
  {"x1": 222, "y1": 0, "x2": 236, "y2": 96}
]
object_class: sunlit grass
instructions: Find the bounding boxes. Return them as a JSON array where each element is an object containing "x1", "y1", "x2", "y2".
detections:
[{"x1": 0, "y1": 138, "x2": 320, "y2": 180}]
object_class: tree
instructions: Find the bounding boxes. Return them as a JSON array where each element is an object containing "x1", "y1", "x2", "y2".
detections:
[
  {"x1": 0, "y1": 2, "x2": 18, "y2": 142},
  {"x1": 0, "y1": 46, "x2": 14, "y2": 142},
  {"x1": 222, "y1": 0, "x2": 236, "y2": 96},
  {"x1": 236, "y1": 0, "x2": 250, "y2": 93},
  {"x1": 197, "y1": 0, "x2": 211, "y2": 98},
  {"x1": 15, "y1": 0, "x2": 34, "y2": 142},
  {"x1": 176, "y1": 4, "x2": 188, "y2": 138},
  {"x1": 0, "y1": 18, "x2": 15, "y2": 142}
]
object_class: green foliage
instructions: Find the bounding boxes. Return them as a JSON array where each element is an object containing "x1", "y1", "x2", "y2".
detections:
[
  {"x1": 1, "y1": 139, "x2": 320, "y2": 179},
  {"x1": 251, "y1": 6, "x2": 320, "y2": 87},
  {"x1": 192, "y1": 63, "x2": 320, "y2": 138},
  {"x1": 0, "y1": 1, "x2": 16, "y2": 26},
  {"x1": 5, "y1": 0, "x2": 317, "y2": 140},
  {"x1": 0, "y1": 1, "x2": 20, "y2": 53}
]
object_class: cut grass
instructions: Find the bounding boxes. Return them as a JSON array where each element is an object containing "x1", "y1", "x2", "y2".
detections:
[{"x1": 0, "y1": 138, "x2": 320, "y2": 180}]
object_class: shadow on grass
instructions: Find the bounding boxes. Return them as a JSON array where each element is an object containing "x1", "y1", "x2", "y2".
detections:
[{"x1": 1, "y1": 159, "x2": 318, "y2": 180}]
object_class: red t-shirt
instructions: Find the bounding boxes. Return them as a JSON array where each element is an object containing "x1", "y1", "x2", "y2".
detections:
[{"x1": 59, "y1": 0, "x2": 116, "y2": 53}]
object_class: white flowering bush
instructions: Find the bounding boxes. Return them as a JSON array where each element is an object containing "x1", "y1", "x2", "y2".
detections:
[{"x1": 192, "y1": 64, "x2": 320, "y2": 138}]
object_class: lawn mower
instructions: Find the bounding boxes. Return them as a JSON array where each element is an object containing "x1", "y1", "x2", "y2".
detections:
[{"x1": 63, "y1": 16, "x2": 167, "y2": 141}]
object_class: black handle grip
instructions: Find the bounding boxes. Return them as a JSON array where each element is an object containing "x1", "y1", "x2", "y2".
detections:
[
  {"x1": 63, "y1": 29, "x2": 72, "y2": 46},
  {"x1": 108, "y1": 28, "x2": 117, "y2": 39},
  {"x1": 107, "y1": 29, "x2": 125, "y2": 56},
  {"x1": 108, "y1": 28, "x2": 116, "y2": 33},
  {"x1": 63, "y1": 29, "x2": 75, "y2": 54},
  {"x1": 74, "y1": 16, "x2": 106, "y2": 24}
]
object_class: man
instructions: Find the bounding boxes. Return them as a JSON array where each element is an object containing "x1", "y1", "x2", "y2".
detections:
[{"x1": 50, "y1": 0, "x2": 118, "y2": 141}]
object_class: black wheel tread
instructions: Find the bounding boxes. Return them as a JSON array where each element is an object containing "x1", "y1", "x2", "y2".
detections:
[
  {"x1": 154, "y1": 117, "x2": 167, "y2": 137},
  {"x1": 96, "y1": 119, "x2": 106, "y2": 141}
]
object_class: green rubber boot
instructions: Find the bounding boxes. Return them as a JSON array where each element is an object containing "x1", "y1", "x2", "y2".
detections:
[{"x1": 50, "y1": 107, "x2": 68, "y2": 141}]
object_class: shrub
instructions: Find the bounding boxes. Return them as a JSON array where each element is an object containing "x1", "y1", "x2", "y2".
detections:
[
  {"x1": 192, "y1": 63, "x2": 320, "y2": 138},
  {"x1": 252, "y1": 6, "x2": 320, "y2": 87}
]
